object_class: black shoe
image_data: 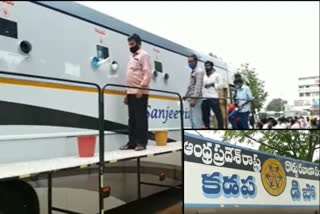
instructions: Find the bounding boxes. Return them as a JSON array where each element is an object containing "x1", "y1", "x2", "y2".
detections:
[
  {"x1": 135, "y1": 145, "x2": 146, "y2": 151},
  {"x1": 120, "y1": 144, "x2": 135, "y2": 150}
]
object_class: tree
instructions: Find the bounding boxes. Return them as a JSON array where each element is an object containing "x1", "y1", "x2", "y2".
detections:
[
  {"x1": 266, "y1": 98, "x2": 287, "y2": 112},
  {"x1": 222, "y1": 130, "x2": 320, "y2": 162},
  {"x1": 236, "y1": 63, "x2": 268, "y2": 112}
]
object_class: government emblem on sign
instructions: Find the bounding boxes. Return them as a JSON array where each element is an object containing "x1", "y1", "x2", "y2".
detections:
[{"x1": 261, "y1": 158, "x2": 286, "y2": 196}]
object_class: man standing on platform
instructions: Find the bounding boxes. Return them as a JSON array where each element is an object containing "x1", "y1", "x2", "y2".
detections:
[
  {"x1": 120, "y1": 33, "x2": 151, "y2": 151},
  {"x1": 184, "y1": 54, "x2": 204, "y2": 129}
]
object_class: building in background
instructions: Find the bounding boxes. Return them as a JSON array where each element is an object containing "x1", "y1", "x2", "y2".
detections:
[{"x1": 292, "y1": 76, "x2": 320, "y2": 116}]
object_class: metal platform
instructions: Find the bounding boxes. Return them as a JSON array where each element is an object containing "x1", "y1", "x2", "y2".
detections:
[{"x1": 0, "y1": 141, "x2": 181, "y2": 181}]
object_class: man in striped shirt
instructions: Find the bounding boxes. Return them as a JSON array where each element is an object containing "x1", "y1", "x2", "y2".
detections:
[{"x1": 184, "y1": 54, "x2": 204, "y2": 128}]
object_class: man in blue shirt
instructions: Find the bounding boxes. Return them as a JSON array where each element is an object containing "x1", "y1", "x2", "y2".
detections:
[{"x1": 230, "y1": 74, "x2": 253, "y2": 129}]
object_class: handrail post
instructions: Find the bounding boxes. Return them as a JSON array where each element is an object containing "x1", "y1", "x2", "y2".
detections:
[
  {"x1": 98, "y1": 88, "x2": 104, "y2": 214},
  {"x1": 177, "y1": 94, "x2": 184, "y2": 208}
]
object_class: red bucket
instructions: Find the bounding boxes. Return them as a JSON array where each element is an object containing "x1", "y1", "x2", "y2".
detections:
[{"x1": 77, "y1": 136, "x2": 96, "y2": 157}]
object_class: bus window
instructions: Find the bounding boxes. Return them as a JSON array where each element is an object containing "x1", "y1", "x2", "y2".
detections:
[{"x1": 97, "y1": 45, "x2": 109, "y2": 59}]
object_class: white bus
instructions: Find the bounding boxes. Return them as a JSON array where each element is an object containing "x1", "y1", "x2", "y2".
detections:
[{"x1": 0, "y1": 1, "x2": 235, "y2": 213}]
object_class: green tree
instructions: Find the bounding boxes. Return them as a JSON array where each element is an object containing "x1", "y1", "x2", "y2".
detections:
[
  {"x1": 236, "y1": 63, "x2": 268, "y2": 112},
  {"x1": 266, "y1": 98, "x2": 287, "y2": 112},
  {"x1": 222, "y1": 130, "x2": 320, "y2": 162}
]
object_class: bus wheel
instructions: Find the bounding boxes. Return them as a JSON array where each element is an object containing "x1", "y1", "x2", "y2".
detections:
[{"x1": 0, "y1": 180, "x2": 39, "y2": 214}]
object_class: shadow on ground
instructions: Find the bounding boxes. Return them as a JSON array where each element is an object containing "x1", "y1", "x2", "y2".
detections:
[{"x1": 105, "y1": 188, "x2": 182, "y2": 214}]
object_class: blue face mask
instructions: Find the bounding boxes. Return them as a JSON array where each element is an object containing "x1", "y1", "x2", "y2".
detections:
[{"x1": 188, "y1": 63, "x2": 195, "y2": 69}]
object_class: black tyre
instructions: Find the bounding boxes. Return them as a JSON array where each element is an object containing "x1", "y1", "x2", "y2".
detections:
[{"x1": 0, "y1": 180, "x2": 39, "y2": 214}]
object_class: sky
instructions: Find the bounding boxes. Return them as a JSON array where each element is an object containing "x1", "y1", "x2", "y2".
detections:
[{"x1": 78, "y1": 1, "x2": 319, "y2": 106}]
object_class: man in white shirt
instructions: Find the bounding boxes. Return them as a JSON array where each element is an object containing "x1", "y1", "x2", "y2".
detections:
[
  {"x1": 306, "y1": 117, "x2": 311, "y2": 128},
  {"x1": 201, "y1": 61, "x2": 223, "y2": 129}
]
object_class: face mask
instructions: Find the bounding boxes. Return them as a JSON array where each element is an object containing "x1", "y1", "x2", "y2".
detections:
[
  {"x1": 188, "y1": 63, "x2": 195, "y2": 69},
  {"x1": 130, "y1": 45, "x2": 139, "y2": 53}
]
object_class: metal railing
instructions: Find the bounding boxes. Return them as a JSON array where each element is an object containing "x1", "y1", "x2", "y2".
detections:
[
  {"x1": 102, "y1": 84, "x2": 184, "y2": 202},
  {"x1": 0, "y1": 71, "x2": 185, "y2": 214},
  {"x1": 0, "y1": 71, "x2": 102, "y2": 214},
  {"x1": 183, "y1": 95, "x2": 254, "y2": 129}
]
